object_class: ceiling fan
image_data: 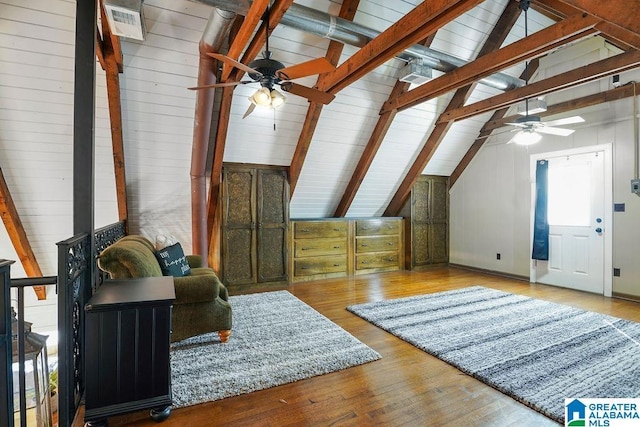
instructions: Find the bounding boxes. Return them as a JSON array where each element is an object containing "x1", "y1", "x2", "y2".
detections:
[
  {"x1": 506, "y1": 109, "x2": 585, "y2": 145},
  {"x1": 507, "y1": 1, "x2": 584, "y2": 145},
  {"x1": 188, "y1": 4, "x2": 336, "y2": 118}
]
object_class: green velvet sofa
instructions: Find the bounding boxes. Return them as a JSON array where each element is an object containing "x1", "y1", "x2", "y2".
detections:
[{"x1": 97, "y1": 235, "x2": 232, "y2": 343}]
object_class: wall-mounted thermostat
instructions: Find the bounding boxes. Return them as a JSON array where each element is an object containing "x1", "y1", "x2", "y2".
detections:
[{"x1": 632, "y1": 179, "x2": 640, "y2": 195}]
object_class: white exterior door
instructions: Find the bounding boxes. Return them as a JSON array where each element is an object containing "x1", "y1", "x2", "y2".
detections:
[{"x1": 535, "y1": 151, "x2": 605, "y2": 294}]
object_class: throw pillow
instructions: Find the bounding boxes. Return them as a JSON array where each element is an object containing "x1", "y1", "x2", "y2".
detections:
[{"x1": 155, "y1": 242, "x2": 191, "y2": 277}]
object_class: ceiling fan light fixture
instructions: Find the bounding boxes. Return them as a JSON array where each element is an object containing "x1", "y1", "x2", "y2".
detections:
[
  {"x1": 249, "y1": 87, "x2": 272, "y2": 107},
  {"x1": 270, "y1": 89, "x2": 286, "y2": 109},
  {"x1": 512, "y1": 129, "x2": 542, "y2": 145}
]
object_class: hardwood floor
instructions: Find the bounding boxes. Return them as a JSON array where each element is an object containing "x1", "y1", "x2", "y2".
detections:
[{"x1": 77, "y1": 267, "x2": 640, "y2": 426}]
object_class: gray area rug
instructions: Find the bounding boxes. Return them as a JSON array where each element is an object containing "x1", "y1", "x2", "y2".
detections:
[
  {"x1": 347, "y1": 286, "x2": 640, "y2": 423},
  {"x1": 170, "y1": 290, "x2": 380, "y2": 408}
]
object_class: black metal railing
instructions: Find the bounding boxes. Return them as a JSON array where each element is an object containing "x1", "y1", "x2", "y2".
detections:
[
  {"x1": 1, "y1": 259, "x2": 58, "y2": 427},
  {"x1": 0, "y1": 220, "x2": 126, "y2": 427},
  {"x1": 55, "y1": 220, "x2": 126, "y2": 427}
]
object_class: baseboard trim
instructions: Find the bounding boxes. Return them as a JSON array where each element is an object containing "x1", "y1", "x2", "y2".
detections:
[
  {"x1": 449, "y1": 263, "x2": 530, "y2": 283},
  {"x1": 612, "y1": 292, "x2": 640, "y2": 303}
]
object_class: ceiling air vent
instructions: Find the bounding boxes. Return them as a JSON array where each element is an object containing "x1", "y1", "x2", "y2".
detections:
[
  {"x1": 399, "y1": 59, "x2": 433, "y2": 85},
  {"x1": 104, "y1": 0, "x2": 146, "y2": 41}
]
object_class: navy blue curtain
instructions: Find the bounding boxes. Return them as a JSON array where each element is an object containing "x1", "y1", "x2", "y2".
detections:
[{"x1": 532, "y1": 159, "x2": 549, "y2": 260}]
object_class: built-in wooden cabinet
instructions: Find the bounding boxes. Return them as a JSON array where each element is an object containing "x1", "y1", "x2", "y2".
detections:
[
  {"x1": 289, "y1": 217, "x2": 403, "y2": 282},
  {"x1": 221, "y1": 164, "x2": 289, "y2": 287},
  {"x1": 291, "y1": 220, "x2": 349, "y2": 280},
  {"x1": 354, "y1": 219, "x2": 402, "y2": 275},
  {"x1": 401, "y1": 175, "x2": 449, "y2": 269}
]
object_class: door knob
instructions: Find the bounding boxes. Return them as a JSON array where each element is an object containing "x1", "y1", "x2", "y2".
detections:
[{"x1": 595, "y1": 227, "x2": 602, "y2": 233}]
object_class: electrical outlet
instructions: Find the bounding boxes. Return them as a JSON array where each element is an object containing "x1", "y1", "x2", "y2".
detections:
[
  {"x1": 613, "y1": 268, "x2": 621, "y2": 277},
  {"x1": 496, "y1": 253, "x2": 501, "y2": 260}
]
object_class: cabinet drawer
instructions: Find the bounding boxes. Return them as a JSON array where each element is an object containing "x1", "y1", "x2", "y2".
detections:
[
  {"x1": 356, "y1": 219, "x2": 401, "y2": 236},
  {"x1": 294, "y1": 238, "x2": 347, "y2": 257},
  {"x1": 294, "y1": 255, "x2": 348, "y2": 276},
  {"x1": 355, "y1": 235, "x2": 399, "y2": 253},
  {"x1": 356, "y1": 252, "x2": 399, "y2": 270},
  {"x1": 294, "y1": 221, "x2": 348, "y2": 238}
]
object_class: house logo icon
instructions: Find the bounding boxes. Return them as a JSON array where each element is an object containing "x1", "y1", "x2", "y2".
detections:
[{"x1": 566, "y1": 399, "x2": 587, "y2": 426}]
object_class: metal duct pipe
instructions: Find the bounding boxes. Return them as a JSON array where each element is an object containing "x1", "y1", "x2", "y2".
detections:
[
  {"x1": 191, "y1": 1, "x2": 524, "y2": 91},
  {"x1": 191, "y1": 7, "x2": 236, "y2": 263},
  {"x1": 280, "y1": 3, "x2": 523, "y2": 91}
]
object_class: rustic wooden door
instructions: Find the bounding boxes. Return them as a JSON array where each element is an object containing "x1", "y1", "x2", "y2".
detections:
[
  {"x1": 256, "y1": 169, "x2": 289, "y2": 283},
  {"x1": 222, "y1": 165, "x2": 289, "y2": 286},
  {"x1": 222, "y1": 166, "x2": 257, "y2": 285}
]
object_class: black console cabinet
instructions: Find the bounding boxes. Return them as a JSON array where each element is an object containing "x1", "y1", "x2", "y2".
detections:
[{"x1": 84, "y1": 277, "x2": 175, "y2": 424}]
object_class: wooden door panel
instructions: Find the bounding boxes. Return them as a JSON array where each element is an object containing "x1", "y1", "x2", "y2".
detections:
[
  {"x1": 258, "y1": 227, "x2": 287, "y2": 282},
  {"x1": 413, "y1": 223, "x2": 430, "y2": 266},
  {"x1": 223, "y1": 228, "x2": 255, "y2": 284},
  {"x1": 224, "y1": 169, "x2": 254, "y2": 226},
  {"x1": 430, "y1": 223, "x2": 449, "y2": 263},
  {"x1": 413, "y1": 179, "x2": 430, "y2": 223}
]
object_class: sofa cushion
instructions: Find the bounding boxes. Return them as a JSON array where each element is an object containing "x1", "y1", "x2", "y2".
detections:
[
  {"x1": 155, "y1": 242, "x2": 191, "y2": 277},
  {"x1": 98, "y1": 239, "x2": 163, "y2": 278},
  {"x1": 120, "y1": 235, "x2": 156, "y2": 252}
]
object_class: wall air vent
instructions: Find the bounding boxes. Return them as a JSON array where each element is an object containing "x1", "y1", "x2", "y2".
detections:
[
  {"x1": 104, "y1": 0, "x2": 146, "y2": 41},
  {"x1": 399, "y1": 59, "x2": 433, "y2": 85}
]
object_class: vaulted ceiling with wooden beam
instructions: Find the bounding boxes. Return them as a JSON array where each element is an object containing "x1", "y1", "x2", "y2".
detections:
[
  {"x1": 1, "y1": 0, "x2": 639, "y2": 276},
  {"x1": 194, "y1": 0, "x2": 637, "y2": 220}
]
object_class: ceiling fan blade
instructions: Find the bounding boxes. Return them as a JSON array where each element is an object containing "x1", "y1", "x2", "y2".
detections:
[
  {"x1": 544, "y1": 116, "x2": 585, "y2": 127},
  {"x1": 207, "y1": 53, "x2": 262, "y2": 76},
  {"x1": 242, "y1": 103, "x2": 256, "y2": 119},
  {"x1": 280, "y1": 82, "x2": 335, "y2": 105},
  {"x1": 537, "y1": 126, "x2": 575, "y2": 136},
  {"x1": 276, "y1": 57, "x2": 335, "y2": 81},
  {"x1": 188, "y1": 81, "x2": 250, "y2": 90},
  {"x1": 505, "y1": 122, "x2": 527, "y2": 127}
]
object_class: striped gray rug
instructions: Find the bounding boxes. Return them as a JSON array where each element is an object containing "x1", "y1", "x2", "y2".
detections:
[
  {"x1": 170, "y1": 290, "x2": 380, "y2": 408},
  {"x1": 347, "y1": 286, "x2": 640, "y2": 423}
]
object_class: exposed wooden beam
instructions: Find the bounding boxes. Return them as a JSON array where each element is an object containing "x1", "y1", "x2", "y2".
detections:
[
  {"x1": 229, "y1": 0, "x2": 294, "y2": 83},
  {"x1": 449, "y1": 60, "x2": 540, "y2": 188},
  {"x1": 438, "y1": 49, "x2": 640, "y2": 123},
  {"x1": 288, "y1": 0, "x2": 361, "y2": 196},
  {"x1": 383, "y1": 1, "x2": 523, "y2": 217},
  {"x1": 321, "y1": 0, "x2": 485, "y2": 95},
  {"x1": 552, "y1": 0, "x2": 639, "y2": 36},
  {"x1": 0, "y1": 168, "x2": 46, "y2": 300},
  {"x1": 207, "y1": 85, "x2": 234, "y2": 273},
  {"x1": 99, "y1": 0, "x2": 128, "y2": 223},
  {"x1": 381, "y1": 12, "x2": 600, "y2": 113},
  {"x1": 484, "y1": 80, "x2": 638, "y2": 132},
  {"x1": 532, "y1": 0, "x2": 638, "y2": 50},
  {"x1": 220, "y1": 0, "x2": 270, "y2": 81}
]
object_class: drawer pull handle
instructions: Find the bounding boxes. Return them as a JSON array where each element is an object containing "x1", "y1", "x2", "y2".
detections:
[
  {"x1": 387, "y1": 242, "x2": 393, "y2": 245},
  {"x1": 301, "y1": 266, "x2": 309, "y2": 270},
  {"x1": 301, "y1": 247, "x2": 309, "y2": 250},
  {"x1": 333, "y1": 264, "x2": 341, "y2": 267},
  {"x1": 361, "y1": 244, "x2": 368, "y2": 247},
  {"x1": 333, "y1": 228, "x2": 341, "y2": 232},
  {"x1": 301, "y1": 228, "x2": 310, "y2": 232},
  {"x1": 334, "y1": 245, "x2": 341, "y2": 248}
]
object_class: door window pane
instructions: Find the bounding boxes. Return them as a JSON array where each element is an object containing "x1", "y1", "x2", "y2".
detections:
[{"x1": 547, "y1": 162, "x2": 590, "y2": 226}]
